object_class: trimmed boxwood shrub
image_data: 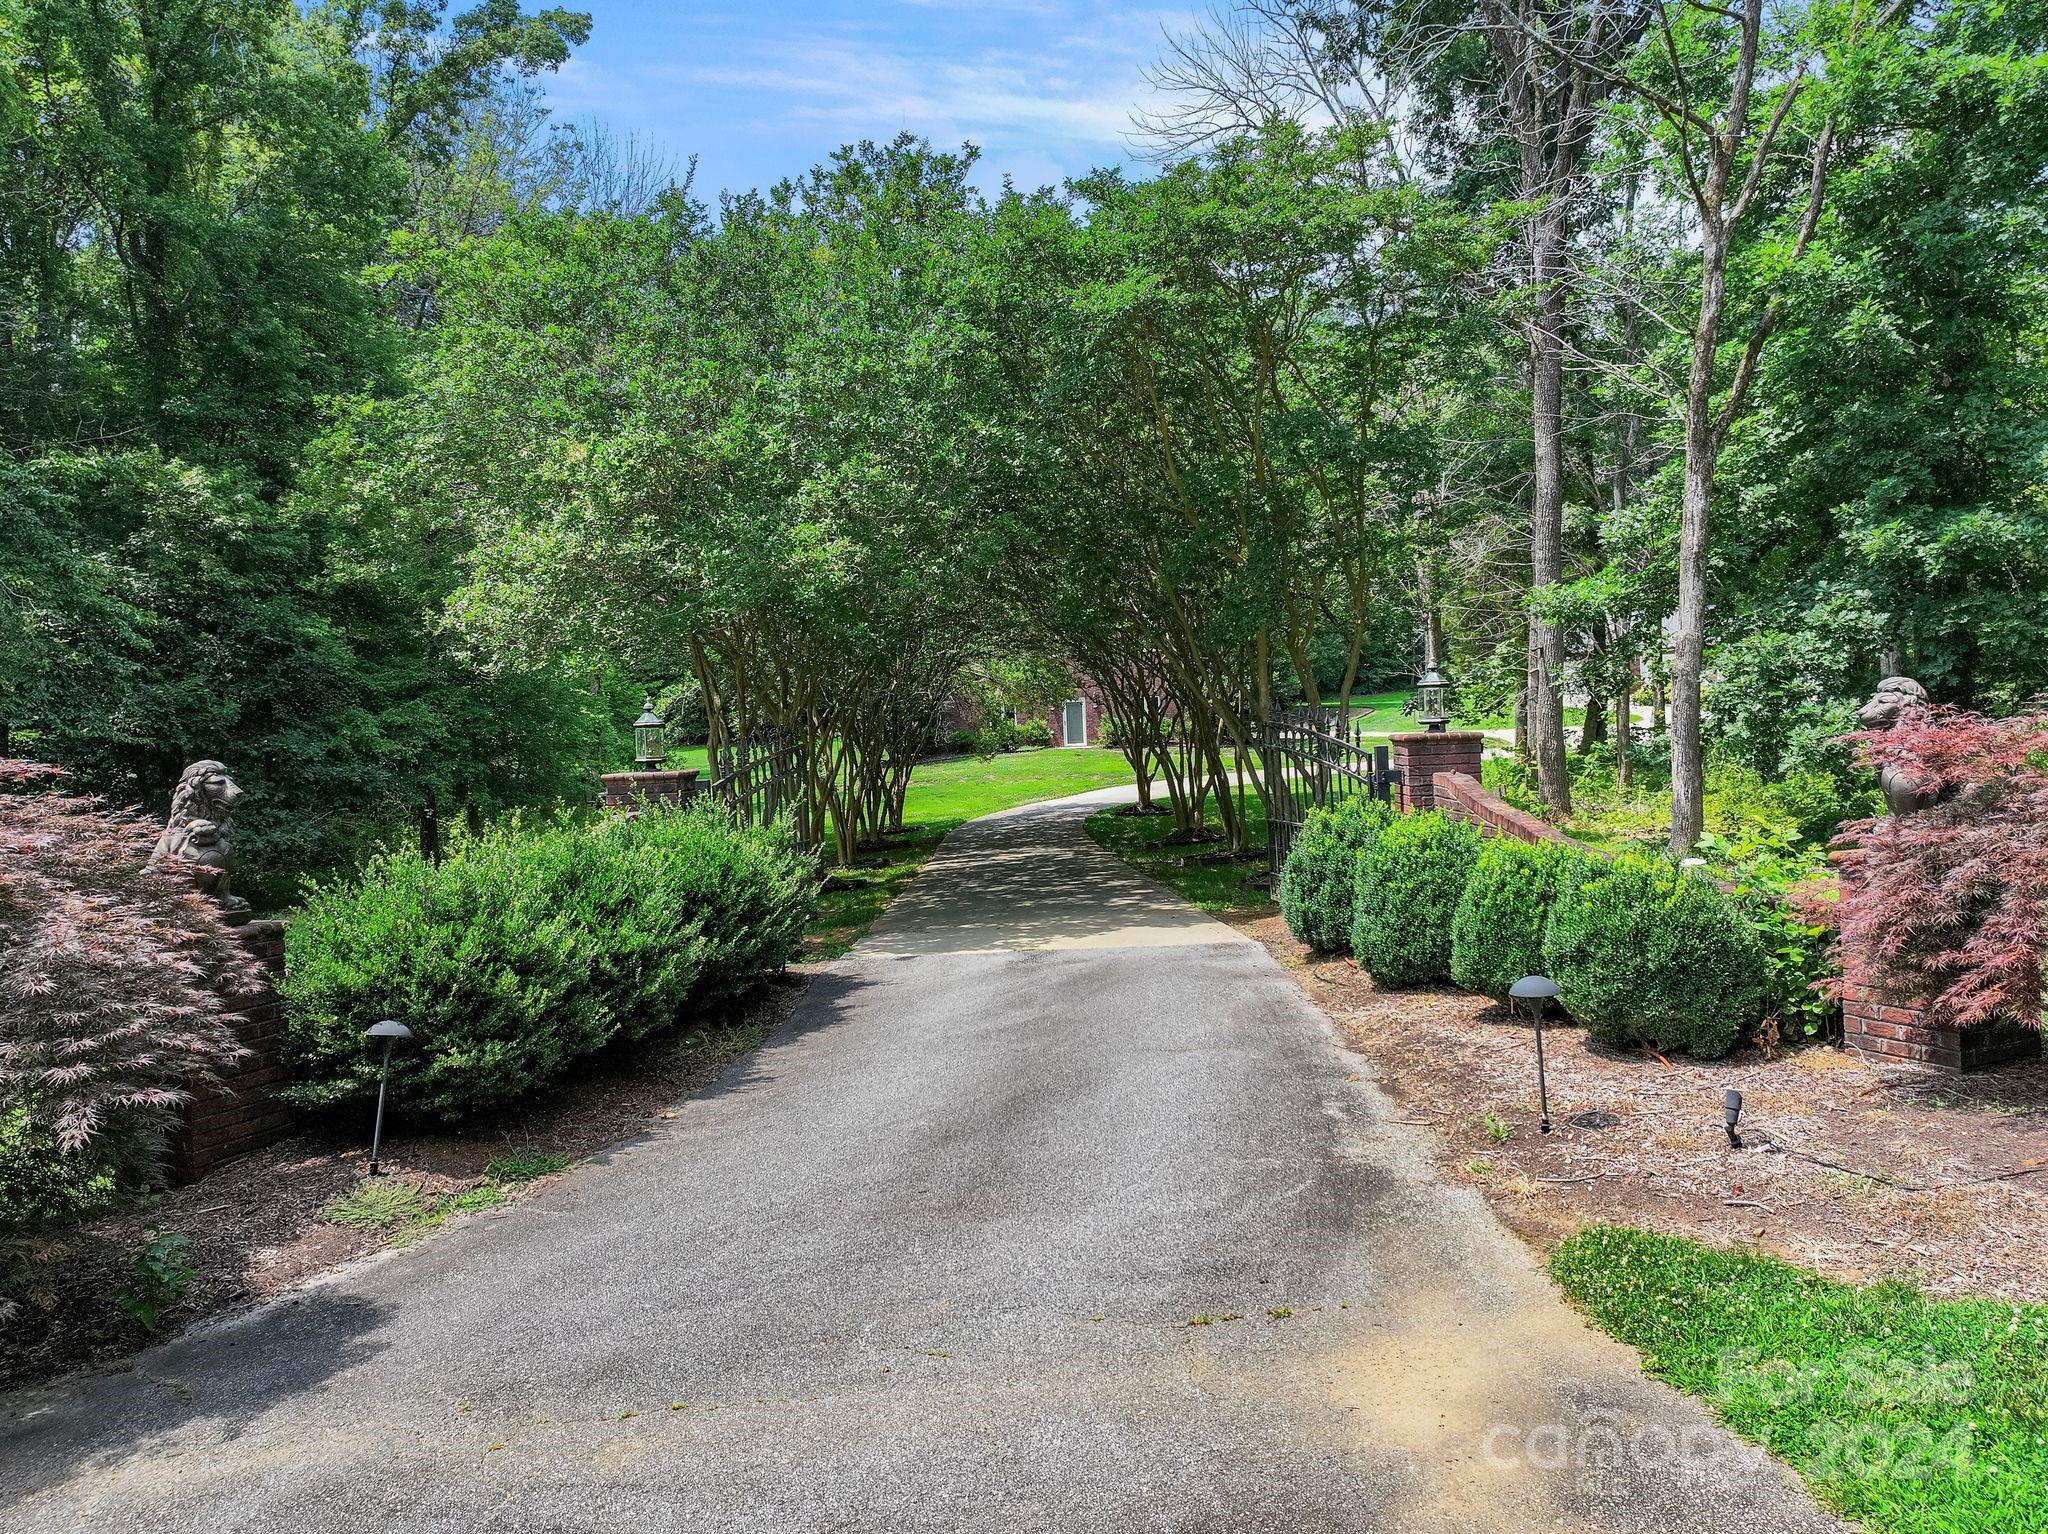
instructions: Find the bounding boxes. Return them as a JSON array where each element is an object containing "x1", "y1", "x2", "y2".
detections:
[
  {"x1": 1540, "y1": 852, "x2": 1768, "y2": 1060},
  {"x1": 1449, "y1": 838, "x2": 1590, "y2": 1001},
  {"x1": 1279, "y1": 796, "x2": 1394, "y2": 953},
  {"x1": 280, "y1": 805, "x2": 817, "y2": 1121},
  {"x1": 1350, "y1": 811, "x2": 1482, "y2": 987}
]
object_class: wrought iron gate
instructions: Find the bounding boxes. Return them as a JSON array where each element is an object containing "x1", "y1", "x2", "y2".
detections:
[
  {"x1": 707, "y1": 730, "x2": 816, "y2": 850},
  {"x1": 1259, "y1": 706, "x2": 1402, "y2": 880}
]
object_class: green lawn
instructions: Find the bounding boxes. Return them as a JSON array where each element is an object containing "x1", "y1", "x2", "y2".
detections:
[
  {"x1": 1552, "y1": 1226, "x2": 2048, "y2": 1534},
  {"x1": 804, "y1": 747, "x2": 1134, "y2": 956},
  {"x1": 1083, "y1": 793, "x2": 1276, "y2": 918},
  {"x1": 1344, "y1": 687, "x2": 1580, "y2": 736}
]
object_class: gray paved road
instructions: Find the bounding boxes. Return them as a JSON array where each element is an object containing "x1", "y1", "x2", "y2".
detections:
[{"x1": 0, "y1": 789, "x2": 1835, "y2": 1533}]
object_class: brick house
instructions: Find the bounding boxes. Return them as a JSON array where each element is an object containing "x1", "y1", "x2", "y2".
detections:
[{"x1": 1023, "y1": 681, "x2": 1109, "y2": 747}]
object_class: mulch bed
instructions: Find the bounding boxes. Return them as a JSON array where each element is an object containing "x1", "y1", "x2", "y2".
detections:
[
  {"x1": 1, "y1": 971, "x2": 815, "y2": 1390},
  {"x1": 1236, "y1": 914, "x2": 2048, "y2": 1304}
]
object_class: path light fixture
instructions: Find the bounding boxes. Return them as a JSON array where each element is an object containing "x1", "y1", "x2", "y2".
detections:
[
  {"x1": 365, "y1": 1019, "x2": 414, "y2": 1176},
  {"x1": 633, "y1": 697, "x2": 668, "y2": 769},
  {"x1": 1509, "y1": 975, "x2": 1559, "y2": 1134},
  {"x1": 1724, "y1": 1088, "x2": 1744, "y2": 1149}
]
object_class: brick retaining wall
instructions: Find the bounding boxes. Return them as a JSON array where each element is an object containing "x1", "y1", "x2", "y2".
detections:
[
  {"x1": 1431, "y1": 770, "x2": 1589, "y2": 849},
  {"x1": 172, "y1": 919, "x2": 294, "y2": 1181},
  {"x1": 1838, "y1": 966, "x2": 2042, "y2": 1070}
]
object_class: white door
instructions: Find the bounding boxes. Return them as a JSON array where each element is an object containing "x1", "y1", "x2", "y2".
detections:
[{"x1": 1063, "y1": 699, "x2": 1087, "y2": 746}]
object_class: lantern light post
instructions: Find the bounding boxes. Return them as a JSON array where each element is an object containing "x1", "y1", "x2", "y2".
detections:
[
  {"x1": 1509, "y1": 975, "x2": 1559, "y2": 1134},
  {"x1": 633, "y1": 698, "x2": 668, "y2": 770},
  {"x1": 365, "y1": 1019, "x2": 413, "y2": 1176},
  {"x1": 1416, "y1": 662, "x2": 1452, "y2": 733}
]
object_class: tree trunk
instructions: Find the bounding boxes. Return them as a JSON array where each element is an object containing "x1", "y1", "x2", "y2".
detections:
[
  {"x1": 1613, "y1": 674, "x2": 1633, "y2": 789},
  {"x1": 1580, "y1": 691, "x2": 1607, "y2": 750},
  {"x1": 1528, "y1": 259, "x2": 1573, "y2": 813},
  {"x1": 1668, "y1": 217, "x2": 1731, "y2": 855}
]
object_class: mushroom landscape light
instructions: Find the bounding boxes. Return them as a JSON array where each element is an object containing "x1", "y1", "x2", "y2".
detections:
[
  {"x1": 1509, "y1": 974, "x2": 1560, "y2": 1134},
  {"x1": 365, "y1": 1019, "x2": 414, "y2": 1175}
]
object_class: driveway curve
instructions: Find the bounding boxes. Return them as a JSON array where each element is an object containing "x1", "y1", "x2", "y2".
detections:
[{"x1": 0, "y1": 787, "x2": 1835, "y2": 1533}]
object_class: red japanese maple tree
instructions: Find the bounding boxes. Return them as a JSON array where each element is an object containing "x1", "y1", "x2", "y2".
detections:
[
  {"x1": 1833, "y1": 708, "x2": 2048, "y2": 1030},
  {"x1": 0, "y1": 762, "x2": 253, "y2": 1180}
]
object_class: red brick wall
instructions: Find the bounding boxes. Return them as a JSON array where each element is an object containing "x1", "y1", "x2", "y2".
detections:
[
  {"x1": 1387, "y1": 732, "x2": 1485, "y2": 813},
  {"x1": 1432, "y1": 770, "x2": 1588, "y2": 848},
  {"x1": 1839, "y1": 961, "x2": 2042, "y2": 1071},
  {"x1": 173, "y1": 919, "x2": 293, "y2": 1181},
  {"x1": 600, "y1": 769, "x2": 700, "y2": 808}
]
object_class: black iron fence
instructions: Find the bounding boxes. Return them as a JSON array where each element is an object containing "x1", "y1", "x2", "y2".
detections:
[{"x1": 1259, "y1": 706, "x2": 1402, "y2": 880}]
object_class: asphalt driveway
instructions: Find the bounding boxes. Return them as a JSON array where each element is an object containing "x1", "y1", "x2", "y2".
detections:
[{"x1": 0, "y1": 788, "x2": 1836, "y2": 1532}]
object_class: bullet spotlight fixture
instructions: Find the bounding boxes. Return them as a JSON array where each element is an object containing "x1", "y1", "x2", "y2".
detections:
[
  {"x1": 1724, "y1": 1088, "x2": 1744, "y2": 1149},
  {"x1": 1509, "y1": 975, "x2": 1560, "y2": 1134}
]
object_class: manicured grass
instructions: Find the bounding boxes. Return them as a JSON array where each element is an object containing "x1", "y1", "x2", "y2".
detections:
[
  {"x1": 1343, "y1": 687, "x2": 1581, "y2": 736},
  {"x1": 805, "y1": 747, "x2": 1135, "y2": 956},
  {"x1": 1551, "y1": 1226, "x2": 2048, "y2": 1534},
  {"x1": 1084, "y1": 793, "x2": 1276, "y2": 917}
]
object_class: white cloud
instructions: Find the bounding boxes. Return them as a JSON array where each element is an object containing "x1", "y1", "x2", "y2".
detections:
[{"x1": 555, "y1": 2, "x2": 1197, "y2": 194}]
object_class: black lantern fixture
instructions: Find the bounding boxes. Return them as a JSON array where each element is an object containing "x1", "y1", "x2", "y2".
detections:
[
  {"x1": 365, "y1": 1019, "x2": 414, "y2": 1175},
  {"x1": 1509, "y1": 975, "x2": 1559, "y2": 1134},
  {"x1": 633, "y1": 697, "x2": 667, "y2": 769},
  {"x1": 1724, "y1": 1088, "x2": 1744, "y2": 1148},
  {"x1": 1416, "y1": 662, "x2": 1452, "y2": 733}
]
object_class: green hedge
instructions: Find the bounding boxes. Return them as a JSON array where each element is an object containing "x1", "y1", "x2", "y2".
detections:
[
  {"x1": 280, "y1": 806, "x2": 818, "y2": 1121},
  {"x1": 1449, "y1": 838, "x2": 1587, "y2": 1001},
  {"x1": 1350, "y1": 810, "x2": 1482, "y2": 987},
  {"x1": 1541, "y1": 851, "x2": 1767, "y2": 1059},
  {"x1": 0, "y1": 1108, "x2": 118, "y2": 1232},
  {"x1": 1279, "y1": 795, "x2": 1393, "y2": 953}
]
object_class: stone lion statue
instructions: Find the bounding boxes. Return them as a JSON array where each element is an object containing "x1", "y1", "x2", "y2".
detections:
[
  {"x1": 149, "y1": 760, "x2": 250, "y2": 922},
  {"x1": 1855, "y1": 676, "x2": 1938, "y2": 817}
]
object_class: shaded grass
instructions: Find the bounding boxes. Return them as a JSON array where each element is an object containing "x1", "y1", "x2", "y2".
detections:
[
  {"x1": 804, "y1": 748, "x2": 1135, "y2": 957},
  {"x1": 1551, "y1": 1226, "x2": 2048, "y2": 1534},
  {"x1": 1084, "y1": 794, "x2": 1277, "y2": 917},
  {"x1": 317, "y1": 1179, "x2": 509, "y2": 1245}
]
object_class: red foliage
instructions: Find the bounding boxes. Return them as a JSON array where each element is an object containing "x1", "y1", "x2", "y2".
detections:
[
  {"x1": 0, "y1": 764, "x2": 253, "y2": 1174},
  {"x1": 1832, "y1": 708, "x2": 2048, "y2": 1029}
]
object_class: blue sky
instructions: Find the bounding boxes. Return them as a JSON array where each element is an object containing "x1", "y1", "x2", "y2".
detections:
[{"x1": 539, "y1": 0, "x2": 1196, "y2": 200}]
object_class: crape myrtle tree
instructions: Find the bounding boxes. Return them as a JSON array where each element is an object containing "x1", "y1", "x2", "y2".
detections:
[
  {"x1": 977, "y1": 123, "x2": 1483, "y2": 853},
  {"x1": 369, "y1": 139, "x2": 1008, "y2": 864}
]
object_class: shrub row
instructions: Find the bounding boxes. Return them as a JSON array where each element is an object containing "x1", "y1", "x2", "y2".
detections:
[
  {"x1": 1279, "y1": 804, "x2": 1769, "y2": 1059},
  {"x1": 1278, "y1": 794, "x2": 1391, "y2": 953},
  {"x1": 945, "y1": 719, "x2": 1054, "y2": 757},
  {"x1": 280, "y1": 804, "x2": 818, "y2": 1121}
]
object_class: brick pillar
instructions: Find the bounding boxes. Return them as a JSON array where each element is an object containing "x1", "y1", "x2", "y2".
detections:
[
  {"x1": 600, "y1": 768, "x2": 701, "y2": 809},
  {"x1": 1840, "y1": 956, "x2": 2042, "y2": 1072},
  {"x1": 1388, "y1": 732, "x2": 1485, "y2": 814},
  {"x1": 1830, "y1": 850, "x2": 2044, "y2": 1074},
  {"x1": 173, "y1": 918, "x2": 294, "y2": 1181}
]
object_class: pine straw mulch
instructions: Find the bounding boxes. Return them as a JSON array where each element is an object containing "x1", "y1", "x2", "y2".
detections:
[
  {"x1": 1234, "y1": 914, "x2": 2048, "y2": 1304},
  {"x1": 1, "y1": 970, "x2": 816, "y2": 1391}
]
